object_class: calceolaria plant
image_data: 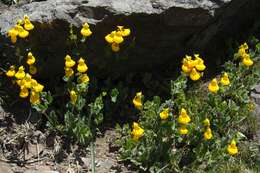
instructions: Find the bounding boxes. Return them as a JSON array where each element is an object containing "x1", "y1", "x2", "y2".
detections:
[
  {"x1": 3, "y1": 19, "x2": 120, "y2": 147},
  {"x1": 117, "y1": 41, "x2": 260, "y2": 172}
]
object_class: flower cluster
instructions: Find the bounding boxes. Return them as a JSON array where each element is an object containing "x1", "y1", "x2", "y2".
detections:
[
  {"x1": 177, "y1": 108, "x2": 191, "y2": 135},
  {"x1": 5, "y1": 58, "x2": 43, "y2": 105},
  {"x1": 7, "y1": 15, "x2": 34, "y2": 43},
  {"x1": 131, "y1": 122, "x2": 144, "y2": 141},
  {"x1": 208, "y1": 72, "x2": 230, "y2": 93},
  {"x1": 105, "y1": 26, "x2": 131, "y2": 52},
  {"x1": 181, "y1": 54, "x2": 206, "y2": 81},
  {"x1": 237, "y1": 43, "x2": 253, "y2": 67},
  {"x1": 203, "y1": 118, "x2": 213, "y2": 140},
  {"x1": 80, "y1": 23, "x2": 92, "y2": 38},
  {"x1": 64, "y1": 55, "x2": 90, "y2": 104}
]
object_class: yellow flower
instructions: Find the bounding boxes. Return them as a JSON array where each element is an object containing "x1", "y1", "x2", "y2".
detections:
[
  {"x1": 117, "y1": 26, "x2": 131, "y2": 37},
  {"x1": 22, "y1": 73, "x2": 32, "y2": 88},
  {"x1": 181, "y1": 64, "x2": 191, "y2": 73},
  {"x1": 7, "y1": 27, "x2": 18, "y2": 43},
  {"x1": 77, "y1": 58, "x2": 88, "y2": 73},
  {"x1": 19, "y1": 86, "x2": 29, "y2": 98},
  {"x1": 239, "y1": 42, "x2": 248, "y2": 50},
  {"x1": 208, "y1": 78, "x2": 219, "y2": 93},
  {"x1": 242, "y1": 55, "x2": 253, "y2": 67},
  {"x1": 17, "y1": 25, "x2": 29, "y2": 38},
  {"x1": 31, "y1": 79, "x2": 44, "y2": 92},
  {"x1": 179, "y1": 125, "x2": 188, "y2": 135},
  {"x1": 159, "y1": 108, "x2": 170, "y2": 120},
  {"x1": 17, "y1": 19, "x2": 24, "y2": 25},
  {"x1": 6, "y1": 65, "x2": 16, "y2": 77},
  {"x1": 178, "y1": 108, "x2": 191, "y2": 125},
  {"x1": 70, "y1": 90, "x2": 77, "y2": 105},
  {"x1": 203, "y1": 118, "x2": 210, "y2": 127},
  {"x1": 23, "y1": 15, "x2": 34, "y2": 31},
  {"x1": 65, "y1": 55, "x2": 76, "y2": 68},
  {"x1": 111, "y1": 43, "x2": 120, "y2": 52},
  {"x1": 29, "y1": 65, "x2": 37, "y2": 75},
  {"x1": 220, "y1": 72, "x2": 230, "y2": 86},
  {"x1": 26, "y1": 52, "x2": 36, "y2": 65},
  {"x1": 80, "y1": 23, "x2": 92, "y2": 37},
  {"x1": 189, "y1": 68, "x2": 201, "y2": 81},
  {"x1": 204, "y1": 127, "x2": 213, "y2": 140},
  {"x1": 78, "y1": 74, "x2": 90, "y2": 83},
  {"x1": 227, "y1": 139, "x2": 238, "y2": 155},
  {"x1": 194, "y1": 54, "x2": 206, "y2": 71},
  {"x1": 16, "y1": 79, "x2": 25, "y2": 87},
  {"x1": 65, "y1": 67, "x2": 74, "y2": 77},
  {"x1": 30, "y1": 91, "x2": 40, "y2": 105},
  {"x1": 133, "y1": 92, "x2": 142, "y2": 109},
  {"x1": 105, "y1": 31, "x2": 116, "y2": 44},
  {"x1": 15, "y1": 66, "x2": 25, "y2": 79},
  {"x1": 131, "y1": 122, "x2": 144, "y2": 141},
  {"x1": 113, "y1": 31, "x2": 124, "y2": 44}
]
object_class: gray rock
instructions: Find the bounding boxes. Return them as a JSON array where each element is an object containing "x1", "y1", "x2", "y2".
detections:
[
  {"x1": 251, "y1": 92, "x2": 260, "y2": 105},
  {"x1": 254, "y1": 84, "x2": 260, "y2": 94},
  {"x1": 0, "y1": 163, "x2": 13, "y2": 173},
  {"x1": 0, "y1": 0, "x2": 259, "y2": 78},
  {"x1": 24, "y1": 170, "x2": 59, "y2": 173}
]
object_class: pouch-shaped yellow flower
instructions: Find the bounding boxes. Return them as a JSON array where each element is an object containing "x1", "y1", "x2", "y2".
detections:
[
  {"x1": 19, "y1": 86, "x2": 29, "y2": 98},
  {"x1": 117, "y1": 26, "x2": 131, "y2": 37},
  {"x1": 160, "y1": 108, "x2": 170, "y2": 120},
  {"x1": 81, "y1": 23, "x2": 92, "y2": 37},
  {"x1": 131, "y1": 122, "x2": 144, "y2": 141},
  {"x1": 15, "y1": 66, "x2": 26, "y2": 79},
  {"x1": 77, "y1": 58, "x2": 88, "y2": 73},
  {"x1": 204, "y1": 127, "x2": 213, "y2": 140},
  {"x1": 23, "y1": 15, "x2": 34, "y2": 31},
  {"x1": 65, "y1": 67, "x2": 74, "y2": 77},
  {"x1": 189, "y1": 68, "x2": 201, "y2": 81},
  {"x1": 220, "y1": 72, "x2": 230, "y2": 86},
  {"x1": 179, "y1": 125, "x2": 188, "y2": 135},
  {"x1": 208, "y1": 78, "x2": 219, "y2": 93},
  {"x1": 227, "y1": 139, "x2": 238, "y2": 155},
  {"x1": 70, "y1": 90, "x2": 77, "y2": 105},
  {"x1": 105, "y1": 31, "x2": 116, "y2": 44},
  {"x1": 203, "y1": 118, "x2": 210, "y2": 127},
  {"x1": 31, "y1": 80, "x2": 44, "y2": 92},
  {"x1": 65, "y1": 55, "x2": 76, "y2": 68},
  {"x1": 78, "y1": 74, "x2": 89, "y2": 83},
  {"x1": 27, "y1": 52, "x2": 36, "y2": 65},
  {"x1": 111, "y1": 43, "x2": 120, "y2": 52},
  {"x1": 113, "y1": 31, "x2": 124, "y2": 44},
  {"x1": 6, "y1": 65, "x2": 16, "y2": 77},
  {"x1": 242, "y1": 56, "x2": 253, "y2": 67},
  {"x1": 178, "y1": 108, "x2": 191, "y2": 125},
  {"x1": 22, "y1": 73, "x2": 32, "y2": 88},
  {"x1": 17, "y1": 25, "x2": 29, "y2": 38},
  {"x1": 7, "y1": 27, "x2": 18, "y2": 43},
  {"x1": 30, "y1": 91, "x2": 40, "y2": 105},
  {"x1": 133, "y1": 92, "x2": 142, "y2": 109}
]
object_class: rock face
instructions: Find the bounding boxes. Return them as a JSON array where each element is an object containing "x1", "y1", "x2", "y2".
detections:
[{"x1": 0, "y1": 0, "x2": 259, "y2": 78}]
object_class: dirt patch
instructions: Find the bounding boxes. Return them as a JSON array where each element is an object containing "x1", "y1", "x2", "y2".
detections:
[{"x1": 0, "y1": 109, "x2": 134, "y2": 173}]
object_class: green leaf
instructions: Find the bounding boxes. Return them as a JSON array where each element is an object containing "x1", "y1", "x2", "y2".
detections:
[{"x1": 110, "y1": 88, "x2": 119, "y2": 103}]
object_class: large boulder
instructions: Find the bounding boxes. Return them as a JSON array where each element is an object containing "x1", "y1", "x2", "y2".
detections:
[{"x1": 0, "y1": 0, "x2": 259, "y2": 78}]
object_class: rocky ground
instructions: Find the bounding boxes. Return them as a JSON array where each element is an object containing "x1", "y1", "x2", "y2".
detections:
[{"x1": 0, "y1": 105, "x2": 134, "y2": 173}]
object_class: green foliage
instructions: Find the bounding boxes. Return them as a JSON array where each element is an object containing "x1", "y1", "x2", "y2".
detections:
[{"x1": 117, "y1": 41, "x2": 260, "y2": 172}]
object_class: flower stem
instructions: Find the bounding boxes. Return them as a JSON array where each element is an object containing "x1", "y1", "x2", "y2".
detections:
[{"x1": 90, "y1": 141, "x2": 96, "y2": 173}]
